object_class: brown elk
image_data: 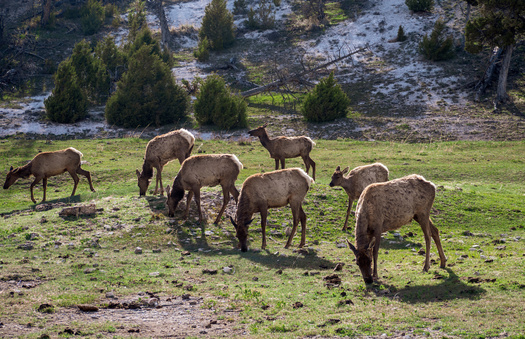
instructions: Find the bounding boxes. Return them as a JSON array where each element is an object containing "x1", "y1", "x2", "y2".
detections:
[
  {"x1": 346, "y1": 174, "x2": 447, "y2": 284},
  {"x1": 231, "y1": 168, "x2": 314, "y2": 252},
  {"x1": 248, "y1": 123, "x2": 316, "y2": 180},
  {"x1": 3, "y1": 147, "x2": 96, "y2": 203},
  {"x1": 329, "y1": 163, "x2": 389, "y2": 231},
  {"x1": 136, "y1": 129, "x2": 195, "y2": 196},
  {"x1": 166, "y1": 154, "x2": 242, "y2": 224}
]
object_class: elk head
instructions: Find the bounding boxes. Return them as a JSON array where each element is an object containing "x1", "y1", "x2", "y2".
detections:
[
  {"x1": 329, "y1": 166, "x2": 349, "y2": 187},
  {"x1": 165, "y1": 185, "x2": 184, "y2": 217},
  {"x1": 230, "y1": 216, "x2": 253, "y2": 252},
  {"x1": 347, "y1": 237, "x2": 375, "y2": 284},
  {"x1": 3, "y1": 166, "x2": 19, "y2": 190},
  {"x1": 247, "y1": 123, "x2": 268, "y2": 138},
  {"x1": 136, "y1": 169, "x2": 150, "y2": 196}
]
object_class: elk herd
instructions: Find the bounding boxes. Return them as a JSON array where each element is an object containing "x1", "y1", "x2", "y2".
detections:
[{"x1": 2, "y1": 125, "x2": 447, "y2": 284}]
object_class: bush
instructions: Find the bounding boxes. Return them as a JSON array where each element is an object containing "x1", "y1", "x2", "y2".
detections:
[
  {"x1": 193, "y1": 74, "x2": 247, "y2": 129},
  {"x1": 81, "y1": 0, "x2": 105, "y2": 35},
  {"x1": 405, "y1": 0, "x2": 434, "y2": 12},
  {"x1": 245, "y1": 0, "x2": 276, "y2": 30},
  {"x1": 127, "y1": 28, "x2": 173, "y2": 67},
  {"x1": 302, "y1": 72, "x2": 350, "y2": 123},
  {"x1": 45, "y1": 60, "x2": 88, "y2": 123},
  {"x1": 233, "y1": 0, "x2": 248, "y2": 15},
  {"x1": 94, "y1": 36, "x2": 126, "y2": 75},
  {"x1": 419, "y1": 19, "x2": 455, "y2": 61},
  {"x1": 128, "y1": 0, "x2": 147, "y2": 41},
  {"x1": 105, "y1": 45, "x2": 189, "y2": 128},
  {"x1": 396, "y1": 25, "x2": 407, "y2": 42},
  {"x1": 194, "y1": 37, "x2": 210, "y2": 62},
  {"x1": 199, "y1": 0, "x2": 235, "y2": 51}
]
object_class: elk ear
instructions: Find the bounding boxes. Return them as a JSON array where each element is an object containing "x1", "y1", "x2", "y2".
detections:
[
  {"x1": 229, "y1": 215, "x2": 237, "y2": 230},
  {"x1": 262, "y1": 122, "x2": 268, "y2": 128},
  {"x1": 368, "y1": 237, "x2": 376, "y2": 250},
  {"x1": 247, "y1": 218, "x2": 254, "y2": 226},
  {"x1": 135, "y1": 169, "x2": 141, "y2": 178},
  {"x1": 335, "y1": 166, "x2": 341, "y2": 171},
  {"x1": 166, "y1": 185, "x2": 171, "y2": 195},
  {"x1": 342, "y1": 167, "x2": 349, "y2": 174},
  {"x1": 9, "y1": 166, "x2": 13, "y2": 171},
  {"x1": 346, "y1": 239, "x2": 358, "y2": 256}
]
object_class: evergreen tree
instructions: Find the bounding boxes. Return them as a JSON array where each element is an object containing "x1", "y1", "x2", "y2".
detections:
[
  {"x1": 405, "y1": 0, "x2": 434, "y2": 12},
  {"x1": 193, "y1": 74, "x2": 247, "y2": 129},
  {"x1": 81, "y1": 0, "x2": 105, "y2": 35},
  {"x1": 94, "y1": 35, "x2": 127, "y2": 77},
  {"x1": 105, "y1": 45, "x2": 189, "y2": 128},
  {"x1": 465, "y1": 0, "x2": 525, "y2": 103},
  {"x1": 419, "y1": 20, "x2": 455, "y2": 61},
  {"x1": 302, "y1": 72, "x2": 350, "y2": 123},
  {"x1": 199, "y1": 0, "x2": 235, "y2": 51},
  {"x1": 45, "y1": 60, "x2": 88, "y2": 123},
  {"x1": 128, "y1": 0, "x2": 147, "y2": 42}
]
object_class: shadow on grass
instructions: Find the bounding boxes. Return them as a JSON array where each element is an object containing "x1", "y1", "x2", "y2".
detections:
[{"x1": 376, "y1": 268, "x2": 485, "y2": 304}]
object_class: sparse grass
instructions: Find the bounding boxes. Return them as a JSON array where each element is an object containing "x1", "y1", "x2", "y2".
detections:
[{"x1": 0, "y1": 138, "x2": 524, "y2": 338}]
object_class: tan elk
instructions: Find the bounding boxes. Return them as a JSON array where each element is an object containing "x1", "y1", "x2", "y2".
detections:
[
  {"x1": 136, "y1": 129, "x2": 195, "y2": 196},
  {"x1": 3, "y1": 147, "x2": 95, "y2": 203},
  {"x1": 248, "y1": 123, "x2": 316, "y2": 180},
  {"x1": 230, "y1": 168, "x2": 314, "y2": 252},
  {"x1": 329, "y1": 163, "x2": 389, "y2": 231},
  {"x1": 346, "y1": 174, "x2": 447, "y2": 284},
  {"x1": 166, "y1": 154, "x2": 242, "y2": 224}
]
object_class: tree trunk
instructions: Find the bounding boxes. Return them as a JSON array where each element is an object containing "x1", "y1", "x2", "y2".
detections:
[
  {"x1": 41, "y1": 0, "x2": 52, "y2": 26},
  {"x1": 474, "y1": 47, "x2": 502, "y2": 101},
  {"x1": 496, "y1": 44, "x2": 513, "y2": 104},
  {"x1": 156, "y1": 0, "x2": 170, "y2": 48}
]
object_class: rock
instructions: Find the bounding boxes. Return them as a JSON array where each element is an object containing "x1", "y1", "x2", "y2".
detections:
[
  {"x1": 18, "y1": 242, "x2": 34, "y2": 250},
  {"x1": 223, "y1": 266, "x2": 233, "y2": 274},
  {"x1": 293, "y1": 301, "x2": 303, "y2": 309},
  {"x1": 323, "y1": 274, "x2": 341, "y2": 285},
  {"x1": 149, "y1": 272, "x2": 160, "y2": 276},
  {"x1": 338, "y1": 299, "x2": 354, "y2": 305},
  {"x1": 59, "y1": 204, "x2": 96, "y2": 217},
  {"x1": 275, "y1": 269, "x2": 283, "y2": 275},
  {"x1": 37, "y1": 303, "x2": 54, "y2": 312},
  {"x1": 181, "y1": 294, "x2": 191, "y2": 300},
  {"x1": 202, "y1": 269, "x2": 218, "y2": 275},
  {"x1": 181, "y1": 251, "x2": 191, "y2": 256},
  {"x1": 78, "y1": 305, "x2": 99, "y2": 312},
  {"x1": 135, "y1": 247, "x2": 143, "y2": 254},
  {"x1": 84, "y1": 268, "x2": 97, "y2": 274},
  {"x1": 106, "y1": 291, "x2": 116, "y2": 299},
  {"x1": 147, "y1": 298, "x2": 159, "y2": 308},
  {"x1": 333, "y1": 263, "x2": 344, "y2": 271},
  {"x1": 152, "y1": 249, "x2": 161, "y2": 253}
]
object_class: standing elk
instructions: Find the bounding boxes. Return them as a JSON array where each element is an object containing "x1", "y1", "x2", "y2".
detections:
[
  {"x1": 248, "y1": 123, "x2": 316, "y2": 180},
  {"x1": 231, "y1": 168, "x2": 314, "y2": 252},
  {"x1": 346, "y1": 174, "x2": 447, "y2": 284},
  {"x1": 3, "y1": 147, "x2": 95, "y2": 203},
  {"x1": 166, "y1": 154, "x2": 243, "y2": 224},
  {"x1": 329, "y1": 163, "x2": 389, "y2": 231},
  {"x1": 136, "y1": 129, "x2": 195, "y2": 196}
]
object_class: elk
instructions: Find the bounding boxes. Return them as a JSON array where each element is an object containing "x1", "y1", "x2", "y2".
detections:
[
  {"x1": 329, "y1": 163, "x2": 389, "y2": 231},
  {"x1": 230, "y1": 168, "x2": 314, "y2": 252},
  {"x1": 346, "y1": 174, "x2": 447, "y2": 284},
  {"x1": 165, "y1": 154, "x2": 242, "y2": 224},
  {"x1": 3, "y1": 147, "x2": 96, "y2": 203},
  {"x1": 248, "y1": 123, "x2": 316, "y2": 180},
  {"x1": 136, "y1": 129, "x2": 195, "y2": 196}
]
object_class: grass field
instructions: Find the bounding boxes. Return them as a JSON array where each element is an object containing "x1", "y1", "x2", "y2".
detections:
[{"x1": 0, "y1": 138, "x2": 524, "y2": 338}]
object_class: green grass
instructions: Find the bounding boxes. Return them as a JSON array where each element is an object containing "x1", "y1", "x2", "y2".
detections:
[{"x1": 0, "y1": 138, "x2": 524, "y2": 338}]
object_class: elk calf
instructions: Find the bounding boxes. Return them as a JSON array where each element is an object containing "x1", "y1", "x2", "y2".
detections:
[
  {"x1": 166, "y1": 154, "x2": 242, "y2": 224},
  {"x1": 248, "y1": 123, "x2": 316, "y2": 180},
  {"x1": 231, "y1": 168, "x2": 314, "y2": 252},
  {"x1": 136, "y1": 129, "x2": 195, "y2": 196},
  {"x1": 3, "y1": 147, "x2": 95, "y2": 203},
  {"x1": 347, "y1": 174, "x2": 446, "y2": 284},
  {"x1": 329, "y1": 163, "x2": 389, "y2": 231}
]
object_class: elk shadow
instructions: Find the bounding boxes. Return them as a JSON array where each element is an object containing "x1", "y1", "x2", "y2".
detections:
[{"x1": 375, "y1": 268, "x2": 485, "y2": 304}]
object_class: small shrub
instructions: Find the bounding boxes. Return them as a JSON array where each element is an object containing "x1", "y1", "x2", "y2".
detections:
[
  {"x1": 94, "y1": 36, "x2": 126, "y2": 75},
  {"x1": 199, "y1": 0, "x2": 235, "y2": 51},
  {"x1": 105, "y1": 45, "x2": 189, "y2": 128},
  {"x1": 194, "y1": 37, "x2": 210, "y2": 62},
  {"x1": 193, "y1": 74, "x2": 247, "y2": 129},
  {"x1": 419, "y1": 19, "x2": 455, "y2": 61},
  {"x1": 302, "y1": 72, "x2": 350, "y2": 123},
  {"x1": 405, "y1": 0, "x2": 434, "y2": 12},
  {"x1": 233, "y1": 0, "x2": 248, "y2": 15},
  {"x1": 45, "y1": 60, "x2": 88, "y2": 123},
  {"x1": 128, "y1": 0, "x2": 147, "y2": 42},
  {"x1": 81, "y1": 0, "x2": 105, "y2": 35},
  {"x1": 396, "y1": 25, "x2": 407, "y2": 42}
]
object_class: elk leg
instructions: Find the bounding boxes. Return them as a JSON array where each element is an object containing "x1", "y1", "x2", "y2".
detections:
[
  {"x1": 68, "y1": 170, "x2": 80, "y2": 196},
  {"x1": 184, "y1": 191, "x2": 194, "y2": 219},
  {"x1": 230, "y1": 185, "x2": 240, "y2": 204},
  {"x1": 342, "y1": 199, "x2": 354, "y2": 231},
  {"x1": 193, "y1": 189, "x2": 203, "y2": 223},
  {"x1": 260, "y1": 206, "x2": 268, "y2": 249},
  {"x1": 298, "y1": 206, "x2": 307, "y2": 248},
  {"x1": 285, "y1": 202, "x2": 300, "y2": 248},
  {"x1": 417, "y1": 215, "x2": 433, "y2": 272},
  {"x1": 372, "y1": 236, "x2": 381, "y2": 279},
  {"x1": 274, "y1": 158, "x2": 279, "y2": 170},
  {"x1": 280, "y1": 158, "x2": 285, "y2": 169},
  {"x1": 41, "y1": 177, "x2": 48, "y2": 203},
  {"x1": 302, "y1": 156, "x2": 310, "y2": 174},
  {"x1": 309, "y1": 157, "x2": 316, "y2": 181},
  {"x1": 429, "y1": 219, "x2": 447, "y2": 268},
  {"x1": 153, "y1": 166, "x2": 161, "y2": 195},
  {"x1": 76, "y1": 167, "x2": 95, "y2": 192},
  {"x1": 30, "y1": 176, "x2": 43, "y2": 203},
  {"x1": 214, "y1": 185, "x2": 230, "y2": 224}
]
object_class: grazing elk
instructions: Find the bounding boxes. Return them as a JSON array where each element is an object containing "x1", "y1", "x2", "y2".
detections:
[
  {"x1": 165, "y1": 154, "x2": 242, "y2": 224},
  {"x1": 346, "y1": 174, "x2": 447, "y2": 284},
  {"x1": 136, "y1": 129, "x2": 195, "y2": 196},
  {"x1": 3, "y1": 147, "x2": 95, "y2": 203},
  {"x1": 231, "y1": 168, "x2": 314, "y2": 252},
  {"x1": 329, "y1": 163, "x2": 389, "y2": 231},
  {"x1": 248, "y1": 123, "x2": 316, "y2": 180}
]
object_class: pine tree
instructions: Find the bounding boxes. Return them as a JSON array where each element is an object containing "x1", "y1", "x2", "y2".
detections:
[
  {"x1": 45, "y1": 60, "x2": 88, "y2": 123},
  {"x1": 302, "y1": 72, "x2": 350, "y2": 123},
  {"x1": 419, "y1": 20, "x2": 455, "y2": 61},
  {"x1": 199, "y1": 0, "x2": 235, "y2": 51}
]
